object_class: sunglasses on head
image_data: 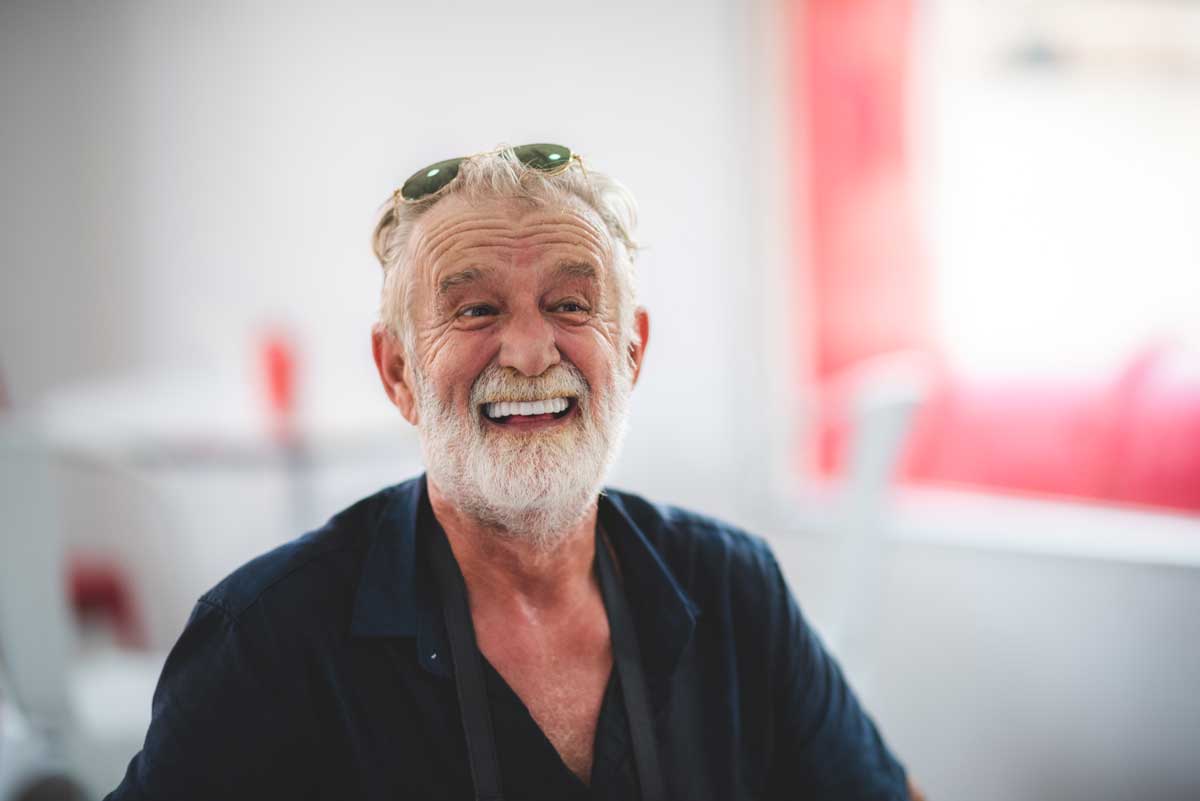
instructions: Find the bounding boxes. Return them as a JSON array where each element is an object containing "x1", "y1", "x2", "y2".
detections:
[{"x1": 396, "y1": 143, "x2": 578, "y2": 204}]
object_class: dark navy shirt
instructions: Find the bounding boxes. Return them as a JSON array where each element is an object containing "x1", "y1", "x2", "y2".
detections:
[{"x1": 106, "y1": 476, "x2": 908, "y2": 800}]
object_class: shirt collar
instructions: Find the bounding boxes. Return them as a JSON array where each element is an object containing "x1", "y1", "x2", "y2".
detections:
[
  {"x1": 349, "y1": 475, "x2": 700, "y2": 682},
  {"x1": 349, "y1": 475, "x2": 426, "y2": 639},
  {"x1": 597, "y1": 490, "x2": 701, "y2": 679}
]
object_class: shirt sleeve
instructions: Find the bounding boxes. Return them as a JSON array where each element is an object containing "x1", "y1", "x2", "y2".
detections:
[
  {"x1": 762, "y1": 551, "x2": 910, "y2": 801},
  {"x1": 104, "y1": 598, "x2": 314, "y2": 801}
]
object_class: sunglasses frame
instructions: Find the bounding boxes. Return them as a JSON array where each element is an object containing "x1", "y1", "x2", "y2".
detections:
[{"x1": 395, "y1": 143, "x2": 580, "y2": 205}]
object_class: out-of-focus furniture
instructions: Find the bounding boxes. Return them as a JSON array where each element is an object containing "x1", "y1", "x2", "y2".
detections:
[
  {"x1": 0, "y1": 677, "x2": 87, "y2": 801},
  {"x1": 0, "y1": 366, "x2": 418, "y2": 797},
  {"x1": 0, "y1": 418, "x2": 163, "y2": 799},
  {"x1": 827, "y1": 357, "x2": 925, "y2": 681},
  {"x1": 772, "y1": 354, "x2": 1200, "y2": 801}
]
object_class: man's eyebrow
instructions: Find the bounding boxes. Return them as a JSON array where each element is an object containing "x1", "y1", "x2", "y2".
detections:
[
  {"x1": 553, "y1": 262, "x2": 598, "y2": 282},
  {"x1": 436, "y1": 267, "x2": 488, "y2": 295}
]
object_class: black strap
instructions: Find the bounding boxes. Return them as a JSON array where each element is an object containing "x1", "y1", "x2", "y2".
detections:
[
  {"x1": 594, "y1": 526, "x2": 666, "y2": 801},
  {"x1": 428, "y1": 523, "x2": 665, "y2": 801},
  {"x1": 428, "y1": 526, "x2": 505, "y2": 801}
]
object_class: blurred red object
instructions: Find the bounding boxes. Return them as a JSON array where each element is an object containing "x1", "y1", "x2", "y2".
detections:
[
  {"x1": 260, "y1": 329, "x2": 298, "y2": 439},
  {"x1": 899, "y1": 369, "x2": 1117, "y2": 501},
  {"x1": 1109, "y1": 345, "x2": 1200, "y2": 511},
  {"x1": 821, "y1": 345, "x2": 1200, "y2": 514},
  {"x1": 796, "y1": 0, "x2": 932, "y2": 380},
  {"x1": 68, "y1": 555, "x2": 145, "y2": 648}
]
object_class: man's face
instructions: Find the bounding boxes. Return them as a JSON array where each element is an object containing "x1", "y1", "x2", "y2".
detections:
[{"x1": 380, "y1": 194, "x2": 647, "y2": 543}]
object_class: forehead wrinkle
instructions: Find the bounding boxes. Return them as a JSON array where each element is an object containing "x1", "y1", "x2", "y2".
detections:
[
  {"x1": 420, "y1": 209, "x2": 595, "y2": 248},
  {"x1": 422, "y1": 223, "x2": 518, "y2": 264},
  {"x1": 520, "y1": 218, "x2": 609, "y2": 252},
  {"x1": 410, "y1": 202, "x2": 618, "y2": 304},
  {"x1": 428, "y1": 231, "x2": 609, "y2": 280},
  {"x1": 420, "y1": 206, "x2": 610, "y2": 256},
  {"x1": 432, "y1": 221, "x2": 607, "y2": 254}
]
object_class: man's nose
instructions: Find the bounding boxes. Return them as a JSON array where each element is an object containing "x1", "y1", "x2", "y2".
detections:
[{"x1": 498, "y1": 307, "x2": 561, "y2": 377}]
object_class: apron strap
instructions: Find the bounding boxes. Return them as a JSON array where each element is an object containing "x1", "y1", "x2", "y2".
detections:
[
  {"x1": 428, "y1": 525, "x2": 505, "y2": 801},
  {"x1": 595, "y1": 525, "x2": 666, "y2": 801}
]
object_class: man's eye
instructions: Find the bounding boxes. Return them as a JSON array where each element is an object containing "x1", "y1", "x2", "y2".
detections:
[
  {"x1": 554, "y1": 301, "x2": 589, "y2": 314},
  {"x1": 459, "y1": 305, "x2": 497, "y2": 319}
]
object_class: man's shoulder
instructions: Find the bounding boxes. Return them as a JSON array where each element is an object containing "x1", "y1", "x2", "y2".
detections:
[{"x1": 197, "y1": 479, "x2": 415, "y2": 622}]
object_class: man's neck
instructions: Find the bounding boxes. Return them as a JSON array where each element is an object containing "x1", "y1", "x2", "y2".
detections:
[{"x1": 427, "y1": 480, "x2": 599, "y2": 616}]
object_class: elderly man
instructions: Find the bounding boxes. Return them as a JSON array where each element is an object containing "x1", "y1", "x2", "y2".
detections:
[{"x1": 107, "y1": 145, "x2": 919, "y2": 800}]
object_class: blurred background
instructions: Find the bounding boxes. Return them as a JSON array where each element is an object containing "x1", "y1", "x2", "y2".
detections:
[{"x1": 2, "y1": 0, "x2": 1199, "y2": 798}]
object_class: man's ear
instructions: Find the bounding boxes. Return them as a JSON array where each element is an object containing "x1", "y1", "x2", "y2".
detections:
[
  {"x1": 628, "y1": 307, "x2": 650, "y2": 386},
  {"x1": 371, "y1": 324, "x2": 419, "y2": 425}
]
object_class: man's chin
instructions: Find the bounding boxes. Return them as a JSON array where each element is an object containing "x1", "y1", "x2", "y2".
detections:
[
  {"x1": 426, "y1": 436, "x2": 599, "y2": 521},
  {"x1": 438, "y1": 467, "x2": 601, "y2": 545}
]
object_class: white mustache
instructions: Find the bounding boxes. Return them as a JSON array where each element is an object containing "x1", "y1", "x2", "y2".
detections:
[{"x1": 470, "y1": 362, "x2": 589, "y2": 406}]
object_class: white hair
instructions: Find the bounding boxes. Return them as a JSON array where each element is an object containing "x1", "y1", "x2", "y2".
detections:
[{"x1": 371, "y1": 146, "x2": 641, "y2": 349}]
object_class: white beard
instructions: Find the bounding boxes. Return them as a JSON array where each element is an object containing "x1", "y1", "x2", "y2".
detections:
[{"x1": 413, "y1": 357, "x2": 633, "y2": 551}]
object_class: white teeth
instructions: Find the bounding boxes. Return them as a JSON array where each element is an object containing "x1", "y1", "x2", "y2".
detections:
[{"x1": 483, "y1": 397, "x2": 571, "y2": 419}]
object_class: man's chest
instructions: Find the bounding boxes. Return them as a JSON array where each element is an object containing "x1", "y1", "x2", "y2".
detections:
[
  {"x1": 306, "y1": 618, "x2": 753, "y2": 801},
  {"x1": 476, "y1": 619, "x2": 614, "y2": 783}
]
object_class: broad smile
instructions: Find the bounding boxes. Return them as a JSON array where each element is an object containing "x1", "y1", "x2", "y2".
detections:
[{"x1": 479, "y1": 396, "x2": 578, "y2": 430}]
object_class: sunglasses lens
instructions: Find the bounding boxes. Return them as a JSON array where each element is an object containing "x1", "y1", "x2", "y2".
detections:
[
  {"x1": 513, "y1": 143, "x2": 572, "y2": 171},
  {"x1": 398, "y1": 145, "x2": 573, "y2": 203},
  {"x1": 400, "y1": 157, "x2": 464, "y2": 201}
]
